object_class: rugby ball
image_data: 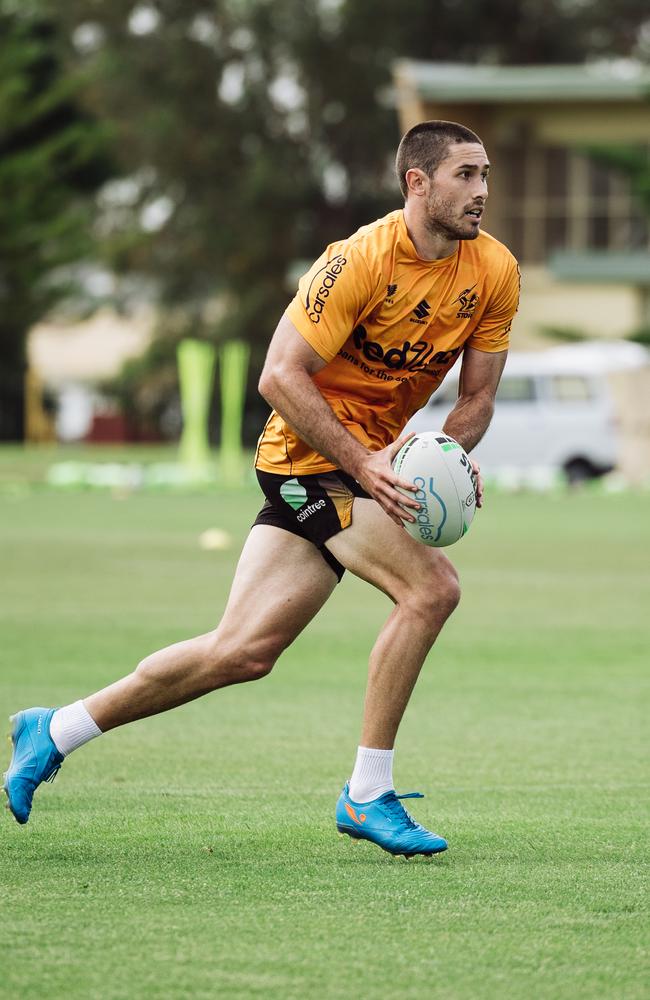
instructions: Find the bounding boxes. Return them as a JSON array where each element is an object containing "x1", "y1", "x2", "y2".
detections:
[{"x1": 392, "y1": 432, "x2": 477, "y2": 547}]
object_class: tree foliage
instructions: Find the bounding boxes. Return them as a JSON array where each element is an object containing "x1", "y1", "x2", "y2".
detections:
[
  {"x1": 4, "y1": 0, "x2": 650, "y2": 437},
  {"x1": 0, "y1": 5, "x2": 112, "y2": 436},
  {"x1": 59, "y1": 0, "x2": 650, "y2": 341}
]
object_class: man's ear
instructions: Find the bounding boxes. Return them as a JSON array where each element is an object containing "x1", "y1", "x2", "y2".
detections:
[{"x1": 404, "y1": 167, "x2": 428, "y2": 198}]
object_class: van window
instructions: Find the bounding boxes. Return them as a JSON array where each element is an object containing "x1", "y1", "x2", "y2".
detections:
[
  {"x1": 549, "y1": 375, "x2": 593, "y2": 401},
  {"x1": 496, "y1": 376, "x2": 537, "y2": 402}
]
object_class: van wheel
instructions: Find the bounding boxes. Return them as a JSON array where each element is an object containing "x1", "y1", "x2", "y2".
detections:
[{"x1": 564, "y1": 458, "x2": 596, "y2": 485}]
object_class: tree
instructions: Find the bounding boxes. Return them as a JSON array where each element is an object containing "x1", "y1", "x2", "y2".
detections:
[
  {"x1": 30, "y1": 0, "x2": 650, "y2": 435},
  {"x1": 0, "y1": 4, "x2": 112, "y2": 439},
  {"x1": 59, "y1": 0, "x2": 650, "y2": 332},
  {"x1": 58, "y1": 0, "x2": 412, "y2": 436}
]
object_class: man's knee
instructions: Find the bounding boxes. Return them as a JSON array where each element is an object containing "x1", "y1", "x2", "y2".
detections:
[
  {"x1": 202, "y1": 631, "x2": 287, "y2": 685},
  {"x1": 407, "y1": 560, "x2": 461, "y2": 619},
  {"x1": 442, "y1": 565, "x2": 461, "y2": 612},
  {"x1": 440, "y1": 570, "x2": 461, "y2": 614}
]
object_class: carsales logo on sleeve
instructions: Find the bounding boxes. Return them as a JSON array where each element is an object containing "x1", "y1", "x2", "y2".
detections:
[{"x1": 305, "y1": 254, "x2": 347, "y2": 323}]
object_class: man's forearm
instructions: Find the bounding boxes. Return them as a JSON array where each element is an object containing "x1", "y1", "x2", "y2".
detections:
[
  {"x1": 260, "y1": 367, "x2": 369, "y2": 477},
  {"x1": 442, "y1": 392, "x2": 495, "y2": 453}
]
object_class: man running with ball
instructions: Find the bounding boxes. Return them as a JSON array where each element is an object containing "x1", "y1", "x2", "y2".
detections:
[{"x1": 5, "y1": 121, "x2": 519, "y2": 857}]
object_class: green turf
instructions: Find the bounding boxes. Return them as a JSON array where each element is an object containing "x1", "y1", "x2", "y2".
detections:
[{"x1": 1, "y1": 454, "x2": 648, "y2": 999}]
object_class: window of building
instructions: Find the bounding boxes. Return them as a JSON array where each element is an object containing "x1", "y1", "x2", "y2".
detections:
[{"x1": 495, "y1": 142, "x2": 650, "y2": 264}]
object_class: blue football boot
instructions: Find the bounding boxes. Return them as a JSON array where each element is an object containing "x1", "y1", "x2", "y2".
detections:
[
  {"x1": 4, "y1": 708, "x2": 63, "y2": 824},
  {"x1": 336, "y1": 783, "x2": 447, "y2": 858}
]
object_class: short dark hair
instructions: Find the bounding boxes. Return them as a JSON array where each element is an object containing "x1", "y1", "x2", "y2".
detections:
[{"x1": 396, "y1": 120, "x2": 483, "y2": 198}]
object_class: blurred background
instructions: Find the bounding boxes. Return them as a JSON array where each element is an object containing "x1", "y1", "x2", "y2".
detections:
[{"x1": 2, "y1": 0, "x2": 650, "y2": 486}]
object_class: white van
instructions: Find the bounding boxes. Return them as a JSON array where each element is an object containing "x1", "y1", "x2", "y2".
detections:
[{"x1": 405, "y1": 341, "x2": 650, "y2": 483}]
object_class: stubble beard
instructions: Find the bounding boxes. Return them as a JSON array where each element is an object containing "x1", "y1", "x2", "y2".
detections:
[{"x1": 425, "y1": 195, "x2": 480, "y2": 242}]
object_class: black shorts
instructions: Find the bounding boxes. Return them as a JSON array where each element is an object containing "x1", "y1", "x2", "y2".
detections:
[{"x1": 253, "y1": 469, "x2": 370, "y2": 581}]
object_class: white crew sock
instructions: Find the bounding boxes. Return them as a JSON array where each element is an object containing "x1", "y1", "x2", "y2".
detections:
[
  {"x1": 348, "y1": 746, "x2": 394, "y2": 803},
  {"x1": 49, "y1": 700, "x2": 102, "y2": 757}
]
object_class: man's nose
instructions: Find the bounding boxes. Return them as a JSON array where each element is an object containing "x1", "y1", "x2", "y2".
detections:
[{"x1": 475, "y1": 176, "x2": 488, "y2": 197}]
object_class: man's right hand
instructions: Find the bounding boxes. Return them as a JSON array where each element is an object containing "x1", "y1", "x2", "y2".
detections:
[{"x1": 354, "y1": 434, "x2": 421, "y2": 528}]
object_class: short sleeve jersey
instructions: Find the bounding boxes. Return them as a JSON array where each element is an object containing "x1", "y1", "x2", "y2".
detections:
[{"x1": 255, "y1": 209, "x2": 520, "y2": 476}]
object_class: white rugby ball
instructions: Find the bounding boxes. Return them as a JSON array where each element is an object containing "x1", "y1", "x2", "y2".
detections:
[{"x1": 392, "y1": 432, "x2": 477, "y2": 547}]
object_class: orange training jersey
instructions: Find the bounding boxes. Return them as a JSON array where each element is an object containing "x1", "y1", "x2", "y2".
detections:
[{"x1": 255, "y1": 209, "x2": 520, "y2": 476}]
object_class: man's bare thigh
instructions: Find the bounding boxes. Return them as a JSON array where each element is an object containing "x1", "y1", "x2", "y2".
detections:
[
  {"x1": 216, "y1": 525, "x2": 338, "y2": 649},
  {"x1": 324, "y1": 498, "x2": 458, "y2": 601}
]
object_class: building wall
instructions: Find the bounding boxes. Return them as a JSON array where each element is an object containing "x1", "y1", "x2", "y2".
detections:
[
  {"x1": 28, "y1": 307, "x2": 154, "y2": 387},
  {"x1": 27, "y1": 307, "x2": 155, "y2": 442},
  {"x1": 514, "y1": 266, "x2": 641, "y2": 349}
]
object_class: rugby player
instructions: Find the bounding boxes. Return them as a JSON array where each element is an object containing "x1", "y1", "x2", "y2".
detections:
[{"x1": 4, "y1": 121, "x2": 519, "y2": 858}]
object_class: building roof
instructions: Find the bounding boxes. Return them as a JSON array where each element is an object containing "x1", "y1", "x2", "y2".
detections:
[
  {"x1": 550, "y1": 251, "x2": 650, "y2": 285},
  {"x1": 395, "y1": 59, "x2": 650, "y2": 103}
]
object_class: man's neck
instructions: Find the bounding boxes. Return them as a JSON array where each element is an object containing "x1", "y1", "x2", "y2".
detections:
[{"x1": 402, "y1": 201, "x2": 458, "y2": 261}]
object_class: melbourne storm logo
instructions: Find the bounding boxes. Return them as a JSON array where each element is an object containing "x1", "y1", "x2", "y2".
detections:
[
  {"x1": 305, "y1": 255, "x2": 347, "y2": 324},
  {"x1": 453, "y1": 283, "x2": 480, "y2": 319}
]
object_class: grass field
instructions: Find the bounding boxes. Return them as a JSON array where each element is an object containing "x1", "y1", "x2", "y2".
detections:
[{"x1": 1, "y1": 449, "x2": 648, "y2": 999}]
